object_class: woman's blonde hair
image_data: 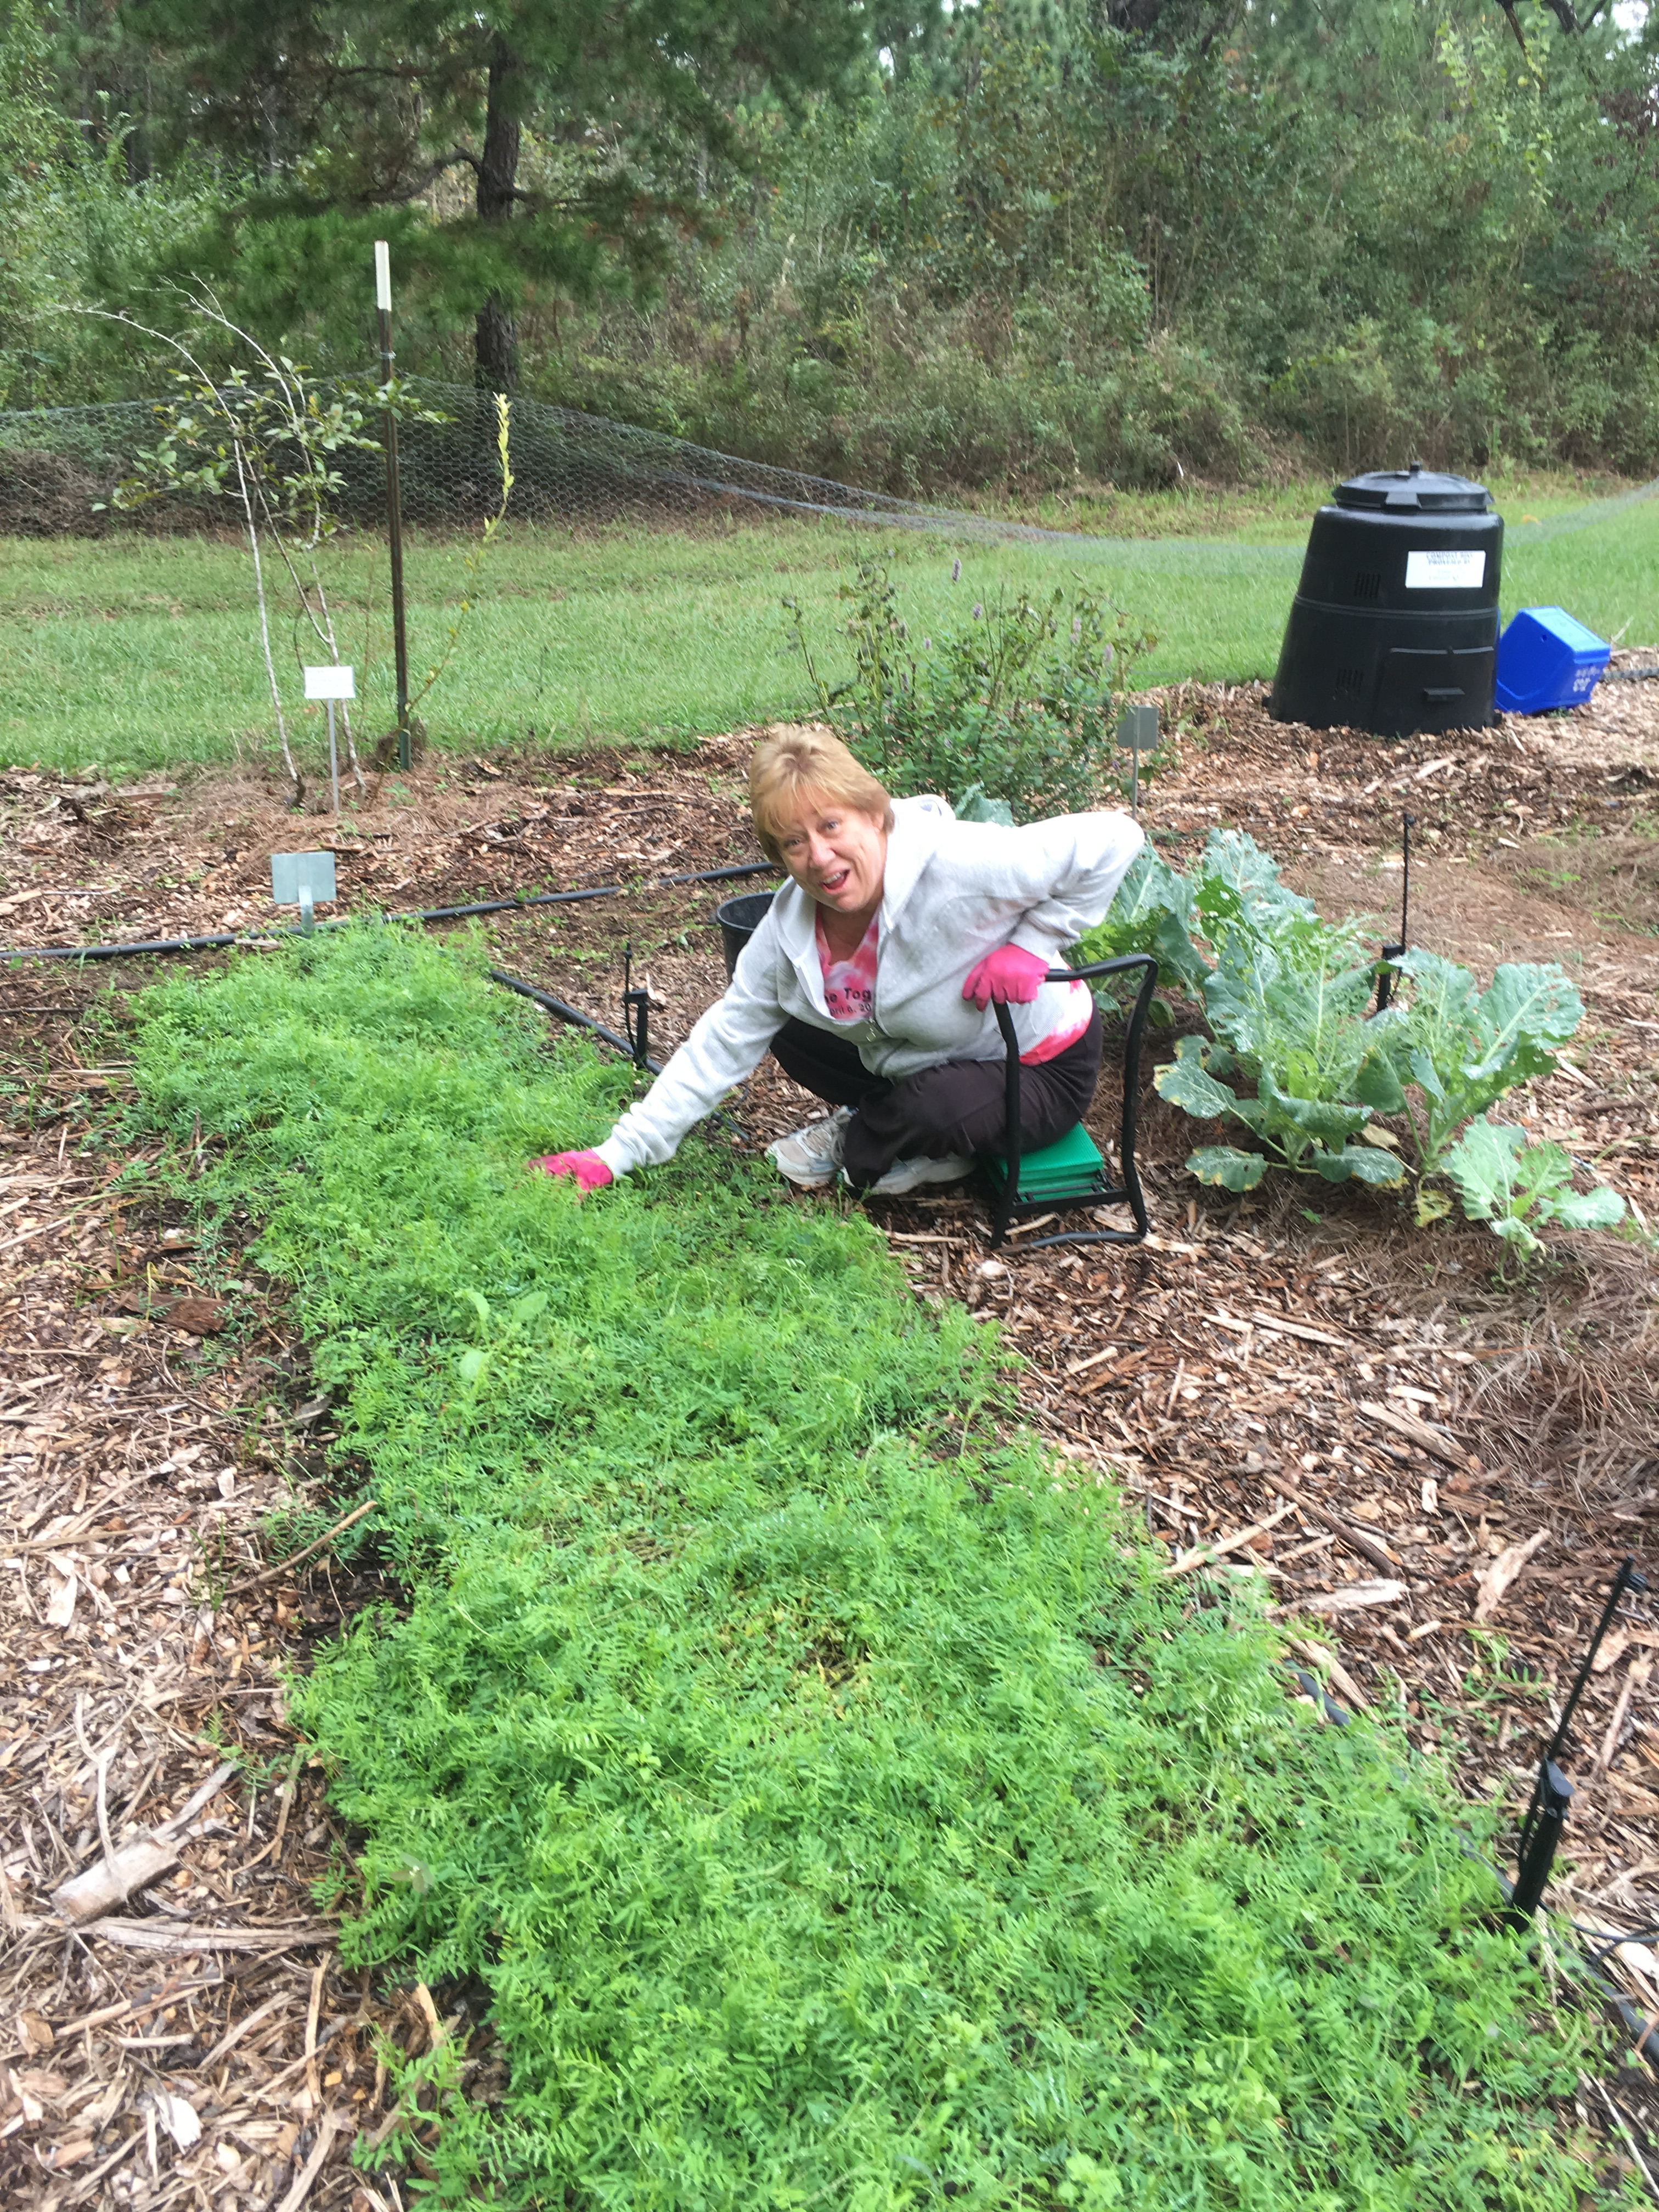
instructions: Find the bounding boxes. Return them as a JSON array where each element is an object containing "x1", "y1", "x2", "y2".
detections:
[{"x1": 748, "y1": 725, "x2": 894, "y2": 864}]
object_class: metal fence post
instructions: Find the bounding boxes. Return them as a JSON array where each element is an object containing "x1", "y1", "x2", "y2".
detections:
[{"x1": 375, "y1": 241, "x2": 411, "y2": 774}]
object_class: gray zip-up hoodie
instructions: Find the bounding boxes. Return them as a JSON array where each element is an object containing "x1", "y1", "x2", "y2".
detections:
[{"x1": 595, "y1": 794, "x2": 1144, "y2": 1178}]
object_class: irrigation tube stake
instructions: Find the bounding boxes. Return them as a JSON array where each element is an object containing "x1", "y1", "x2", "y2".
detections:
[
  {"x1": 621, "y1": 941, "x2": 651, "y2": 1074},
  {"x1": 1374, "y1": 810, "x2": 1414, "y2": 1014},
  {"x1": 375, "y1": 241, "x2": 411, "y2": 774},
  {"x1": 1508, "y1": 1554, "x2": 1648, "y2": 1925}
]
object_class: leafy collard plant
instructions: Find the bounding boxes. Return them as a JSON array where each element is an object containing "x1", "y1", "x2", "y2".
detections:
[
  {"x1": 1073, "y1": 845, "x2": 1209, "y2": 998},
  {"x1": 1382, "y1": 949, "x2": 1586, "y2": 1191},
  {"x1": 1445, "y1": 1119, "x2": 1624, "y2": 1256},
  {"x1": 787, "y1": 553, "x2": 1157, "y2": 823},
  {"x1": 1154, "y1": 868, "x2": 1407, "y2": 1192},
  {"x1": 1105, "y1": 828, "x2": 1595, "y2": 1218}
]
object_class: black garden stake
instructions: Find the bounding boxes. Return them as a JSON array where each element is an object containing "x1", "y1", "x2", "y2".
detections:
[
  {"x1": 622, "y1": 942, "x2": 651, "y2": 1074},
  {"x1": 1508, "y1": 1554, "x2": 1649, "y2": 1925},
  {"x1": 1373, "y1": 810, "x2": 1414, "y2": 1013}
]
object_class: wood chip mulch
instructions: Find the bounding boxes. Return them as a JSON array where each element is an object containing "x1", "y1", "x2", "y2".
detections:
[
  {"x1": 0, "y1": 1052, "x2": 436, "y2": 2212},
  {"x1": 5, "y1": 671, "x2": 1659, "y2": 2191},
  {"x1": 0, "y1": 735, "x2": 764, "y2": 957}
]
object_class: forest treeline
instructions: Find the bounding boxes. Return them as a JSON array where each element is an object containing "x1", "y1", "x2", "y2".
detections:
[{"x1": 3, "y1": 0, "x2": 1658, "y2": 490}]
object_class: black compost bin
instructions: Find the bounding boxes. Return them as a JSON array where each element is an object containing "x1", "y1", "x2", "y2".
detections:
[
  {"x1": 1270, "y1": 464, "x2": 1503, "y2": 737},
  {"x1": 716, "y1": 889, "x2": 775, "y2": 978}
]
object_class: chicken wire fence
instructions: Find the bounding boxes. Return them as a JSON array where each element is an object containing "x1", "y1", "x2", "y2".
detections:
[
  {"x1": 0, "y1": 375, "x2": 1291, "y2": 572},
  {"x1": 2, "y1": 375, "x2": 1651, "y2": 565}
]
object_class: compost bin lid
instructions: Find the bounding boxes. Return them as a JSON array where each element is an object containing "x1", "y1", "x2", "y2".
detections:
[{"x1": 1334, "y1": 462, "x2": 1491, "y2": 514}]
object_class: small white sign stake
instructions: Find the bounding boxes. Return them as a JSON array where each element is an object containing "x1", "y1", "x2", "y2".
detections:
[
  {"x1": 303, "y1": 665, "x2": 356, "y2": 816},
  {"x1": 1116, "y1": 702, "x2": 1159, "y2": 816},
  {"x1": 270, "y1": 851, "x2": 337, "y2": 935}
]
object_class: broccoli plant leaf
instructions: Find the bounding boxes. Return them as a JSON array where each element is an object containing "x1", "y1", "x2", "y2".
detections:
[
  {"x1": 1444, "y1": 1118, "x2": 1623, "y2": 1252},
  {"x1": 1392, "y1": 952, "x2": 1584, "y2": 1172},
  {"x1": 1553, "y1": 1186, "x2": 1627, "y2": 1231},
  {"x1": 1465, "y1": 963, "x2": 1584, "y2": 1085},
  {"x1": 1195, "y1": 827, "x2": 1318, "y2": 935},
  {"x1": 1255, "y1": 1068, "x2": 1370, "y2": 1150},
  {"x1": 1075, "y1": 846, "x2": 1209, "y2": 994},
  {"x1": 1186, "y1": 1145, "x2": 1267, "y2": 1190},
  {"x1": 953, "y1": 782, "x2": 1016, "y2": 826},
  {"x1": 1308, "y1": 1142, "x2": 1408, "y2": 1187},
  {"x1": 1446, "y1": 1118, "x2": 1526, "y2": 1223},
  {"x1": 1153, "y1": 1036, "x2": 1242, "y2": 1122},
  {"x1": 1353, "y1": 1044, "x2": 1407, "y2": 1114}
]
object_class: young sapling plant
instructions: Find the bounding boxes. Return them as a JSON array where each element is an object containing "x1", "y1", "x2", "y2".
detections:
[{"x1": 75, "y1": 289, "x2": 452, "y2": 801}]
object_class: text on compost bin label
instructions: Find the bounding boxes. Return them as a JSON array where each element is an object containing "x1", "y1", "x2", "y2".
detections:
[{"x1": 1404, "y1": 549, "x2": 1486, "y2": 590}]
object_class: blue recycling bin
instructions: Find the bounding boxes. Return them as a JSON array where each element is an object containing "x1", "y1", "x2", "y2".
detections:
[{"x1": 1494, "y1": 606, "x2": 1610, "y2": 715}]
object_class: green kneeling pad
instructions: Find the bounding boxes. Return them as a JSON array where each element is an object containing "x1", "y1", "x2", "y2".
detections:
[{"x1": 981, "y1": 1121, "x2": 1110, "y2": 1205}]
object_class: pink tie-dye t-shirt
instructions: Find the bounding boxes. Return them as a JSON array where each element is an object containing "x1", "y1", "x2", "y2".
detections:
[
  {"x1": 815, "y1": 912, "x2": 1092, "y2": 1062},
  {"x1": 816, "y1": 911, "x2": 880, "y2": 1023}
]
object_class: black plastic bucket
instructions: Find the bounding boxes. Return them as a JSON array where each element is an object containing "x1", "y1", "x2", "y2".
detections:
[{"x1": 715, "y1": 890, "x2": 776, "y2": 979}]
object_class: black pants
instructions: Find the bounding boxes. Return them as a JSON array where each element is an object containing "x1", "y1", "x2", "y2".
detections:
[{"x1": 770, "y1": 1009, "x2": 1103, "y2": 1190}]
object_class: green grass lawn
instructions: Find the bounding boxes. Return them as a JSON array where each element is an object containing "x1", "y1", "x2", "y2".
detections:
[{"x1": 2, "y1": 471, "x2": 1655, "y2": 779}]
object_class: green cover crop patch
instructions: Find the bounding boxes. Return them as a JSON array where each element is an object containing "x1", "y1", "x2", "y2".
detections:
[{"x1": 127, "y1": 926, "x2": 1600, "y2": 2210}]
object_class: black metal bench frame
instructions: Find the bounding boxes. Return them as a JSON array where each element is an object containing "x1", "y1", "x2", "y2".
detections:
[{"x1": 987, "y1": 952, "x2": 1159, "y2": 1254}]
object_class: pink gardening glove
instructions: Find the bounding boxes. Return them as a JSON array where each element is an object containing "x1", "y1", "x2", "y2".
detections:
[
  {"x1": 531, "y1": 1149, "x2": 614, "y2": 1194},
  {"x1": 962, "y1": 944, "x2": 1051, "y2": 1010}
]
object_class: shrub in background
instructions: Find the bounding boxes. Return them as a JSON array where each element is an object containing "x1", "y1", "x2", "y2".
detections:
[{"x1": 787, "y1": 552, "x2": 1158, "y2": 823}]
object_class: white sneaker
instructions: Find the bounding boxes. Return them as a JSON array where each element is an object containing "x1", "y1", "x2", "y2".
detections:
[
  {"x1": 766, "y1": 1108, "x2": 853, "y2": 1188},
  {"x1": 862, "y1": 1152, "x2": 974, "y2": 1197}
]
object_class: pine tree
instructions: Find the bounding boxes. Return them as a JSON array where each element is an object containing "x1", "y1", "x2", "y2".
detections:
[{"x1": 124, "y1": 0, "x2": 883, "y2": 388}]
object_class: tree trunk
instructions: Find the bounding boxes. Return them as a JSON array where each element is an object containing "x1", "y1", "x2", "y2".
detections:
[{"x1": 475, "y1": 36, "x2": 523, "y2": 392}]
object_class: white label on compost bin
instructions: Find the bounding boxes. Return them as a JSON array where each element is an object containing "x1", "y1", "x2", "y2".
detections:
[{"x1": 1405, "y1": 549, "x2": 1485, "y2": 590}]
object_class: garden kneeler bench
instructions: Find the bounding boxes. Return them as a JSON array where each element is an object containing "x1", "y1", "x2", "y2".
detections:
[{"x1": 981, "y1": 952, "x2": 1159, "y2": 1254}]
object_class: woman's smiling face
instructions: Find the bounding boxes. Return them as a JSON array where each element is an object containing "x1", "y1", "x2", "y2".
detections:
[{"x1": 775, "y1": 795, "x2": 888, "y2": 916}]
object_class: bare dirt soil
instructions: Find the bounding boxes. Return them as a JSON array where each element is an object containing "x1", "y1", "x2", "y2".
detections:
[{"x1": 5, "y1": 668, "x2": 1659, "y2": 2201}]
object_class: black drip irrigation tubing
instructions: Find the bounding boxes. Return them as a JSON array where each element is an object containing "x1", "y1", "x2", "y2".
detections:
[
  {"x1": 487, "y1": 969, "x2": 665, "y2": 1077},
  {"x1": 0, "y1": 858, "x2": 778, "y2": 966},
  {"x1": 483, "y1": 972, "x2": 760, "y2": 1142},
  {"x1": 0, "y1": 846, "x2": 768, "y2": 1107},
  {"x1": 0, "y1": 854, "x2": 769, "y2": 1117}
]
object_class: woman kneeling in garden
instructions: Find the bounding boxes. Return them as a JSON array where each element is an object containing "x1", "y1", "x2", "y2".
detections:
[{"x1": 536, "y1": 727, "x2": 1143, "y2": 1198}]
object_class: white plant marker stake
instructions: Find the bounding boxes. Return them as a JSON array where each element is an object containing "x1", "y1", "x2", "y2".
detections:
[
  {"x1": 304, "y1": 664, "x2": 356, "y2": 816},
  {"x1": 270, "y1": 851, "x2": 337, "y2": 936}
]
